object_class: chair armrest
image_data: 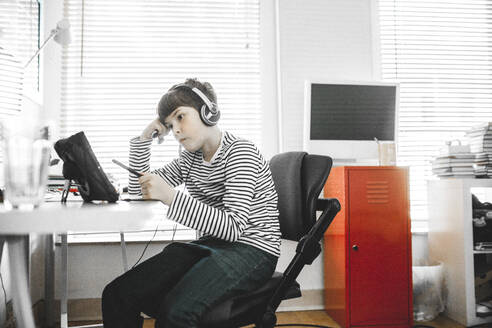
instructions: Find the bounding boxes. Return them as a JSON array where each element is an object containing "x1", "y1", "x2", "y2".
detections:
[
  {"x1": 261, "y1": 198, "x2": 341, "y2": 324},
  {"x1": 311, "y1": 198, "x2": 341, "y2": 241},
  {"x1": 316, "y1": 197, "x2": 339, "y2": 211},
  {"x1": 295, "y1": 198, "x2": 341, "y2": 263}
]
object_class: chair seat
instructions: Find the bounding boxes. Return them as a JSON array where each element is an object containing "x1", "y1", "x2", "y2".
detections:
[{"x1": 200, "y1": 271, "x2": 301, "y2": 328}]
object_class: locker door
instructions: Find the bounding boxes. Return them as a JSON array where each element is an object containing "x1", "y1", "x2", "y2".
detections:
[{"x1": 348, "y1": 169, "x2": 410, "y2": 326}]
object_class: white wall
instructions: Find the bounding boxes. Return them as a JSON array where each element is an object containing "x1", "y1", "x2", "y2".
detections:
[
  {"x1": 259, "y1": 0, "x2": 280, "y2": 159},
  {"x1": 42, "y1": 0, "x2": 64, "y2": 137},
  {"x1": 278, "y1": 0, "x2": 377, "y2": 152},
  {"x1": 54, "y1": 242, "x2": 164, "y2": 299}
]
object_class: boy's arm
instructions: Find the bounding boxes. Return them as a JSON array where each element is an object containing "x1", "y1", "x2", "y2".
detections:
[
  {"x1": 128, "y1": 137, "x2": 183, "y2": 195},
  {"x1": 167, "y1": 142, "x2": 258, "y2": 242}
]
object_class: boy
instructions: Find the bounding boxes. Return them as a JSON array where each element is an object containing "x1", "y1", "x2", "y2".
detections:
[{"x1": 102, "y1": 78, "x2": 281, "y2": 328}]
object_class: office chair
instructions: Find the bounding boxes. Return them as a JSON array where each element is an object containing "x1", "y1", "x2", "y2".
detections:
[{"x1": 198, "y1": 151, "x2": 341, "y2": 328}]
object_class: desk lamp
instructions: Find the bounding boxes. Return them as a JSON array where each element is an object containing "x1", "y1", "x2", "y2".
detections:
[{"x1": 23, "y1": 18, "x2": 71, "y2": 69}]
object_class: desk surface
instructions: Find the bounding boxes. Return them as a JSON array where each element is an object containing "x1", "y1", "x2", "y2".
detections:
[{"x1": 0, "y1": 200, "x2": 165, "y2": 234}]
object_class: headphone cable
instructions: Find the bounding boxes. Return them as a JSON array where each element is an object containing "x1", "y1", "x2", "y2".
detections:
[
  {"x1": 168, "y1": 150, "x2": 197, "y2": 242},
  {"x1": 132, "y1": 150, "x2": 197, "y2": 268},
  {"x1": 131, "y1": 221, "x2": 160, "y2": 269}
]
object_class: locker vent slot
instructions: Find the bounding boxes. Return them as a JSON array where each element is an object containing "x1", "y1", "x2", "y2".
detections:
[{"x1": 366, "y1": 181, "x2": 389, "y2": 204}]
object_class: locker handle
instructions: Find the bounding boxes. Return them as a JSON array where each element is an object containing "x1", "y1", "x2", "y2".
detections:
[{"x1": 352, "y1": 245, "x2": 359, "y2": 251}]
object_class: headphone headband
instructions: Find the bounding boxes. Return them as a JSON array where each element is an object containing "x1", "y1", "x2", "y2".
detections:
[
  {"x1": 170, "y1": 83, "x2": 220, "y2": 126},
  {"x1": 191, "y1": 87, "x2": 217, "y2": 114}
]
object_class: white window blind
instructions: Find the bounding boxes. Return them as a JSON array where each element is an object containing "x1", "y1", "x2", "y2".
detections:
[
  {"x1": 378, "y1": 0, "x2": 492, "y2": 231},
  {"x1": 61, "y1": 0, "x2": 261, "y2": 241},
  {"x1": 0, "y1": 0, "x2": 40, "y2": 185},
  {"x1": 0, "y1": 48, "x2": 22, "y2": 119},
  {"x1": 0, "y1": 0, "x2": 40, "y2": 116},
  {"x1": 0, "y1": 0, "x2": 40, "y2": 101}
]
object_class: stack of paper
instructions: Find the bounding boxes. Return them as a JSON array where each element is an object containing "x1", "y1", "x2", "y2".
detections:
[
  {"x1": 466, "y1": 122, "x2": 492, "y2": 154},
  {"x1": 463, "y1": 123, "x2": 492, "y2": 177},
  {"x1": 473, "y1": 153, "x2": 492, "y2": 177},
  {"x1": 432, "y1": 154, "x2": 476, "y2": 178}
]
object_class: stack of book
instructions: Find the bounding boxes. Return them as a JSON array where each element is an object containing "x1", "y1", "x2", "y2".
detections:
[
  {"x1": 473, "y1": 153, "x2": 492, "y2": 177},
  {"x1": 432, "y1": 153, "x2": 476, "y2": 178},
  {"x1": 465, "y1": 122, "x2": 492, "y2": 177},
  {"x1": 47, "y1": 174, "x2": 65, "y2": 192},
  {"x1": 466, "y1": 122, "x2": 492, "y2": 154}
]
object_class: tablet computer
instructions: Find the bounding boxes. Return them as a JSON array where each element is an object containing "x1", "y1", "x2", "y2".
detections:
[{"x1": 54, "y1": 131, "x2": 119, "y2": 202}]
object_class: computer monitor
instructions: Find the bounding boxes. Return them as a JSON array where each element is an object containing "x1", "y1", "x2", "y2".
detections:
[{"x1": 303, "y1": 80, "x2": 399, "y2": 165}]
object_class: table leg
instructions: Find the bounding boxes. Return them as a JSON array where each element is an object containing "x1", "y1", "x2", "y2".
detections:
[
  {"x1": 44, "y1": 234, "x2": 55, "y2": 328},
  {"x1": 120, "y1": 233, "x2": 129, "y2": 272},
  {"x1": 8, "y1": 236, "x2": 36, "y2": 328},
  {"x1": 60, "y1": 234, "x2": 68, "y2": 328}
]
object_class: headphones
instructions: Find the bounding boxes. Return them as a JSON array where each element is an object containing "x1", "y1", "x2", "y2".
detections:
[{"x1": 171, "y1": 83, "x2": 220, "y2": 126}]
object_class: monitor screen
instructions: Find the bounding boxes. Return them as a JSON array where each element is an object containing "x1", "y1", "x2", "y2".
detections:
[
  {"x1": 303, "y1": 81, "x2": 399, "y2": 164},
  {"x1": 310, "y1": 83, "x2": 396, "y2": 141}
]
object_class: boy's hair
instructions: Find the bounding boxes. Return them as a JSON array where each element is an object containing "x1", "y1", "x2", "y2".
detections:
[{"x1": 158, "y1": 78, "x2": 217, "y2": 123}]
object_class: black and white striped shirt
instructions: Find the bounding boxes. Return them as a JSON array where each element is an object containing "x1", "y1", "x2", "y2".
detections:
[{"x1": 128, "y1": 131, "x2": 281, "y2": 257}]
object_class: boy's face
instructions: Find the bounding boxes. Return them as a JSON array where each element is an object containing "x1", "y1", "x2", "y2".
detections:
[{"x1": 163, "y1": 106, "x2": 208, "y2": 152}]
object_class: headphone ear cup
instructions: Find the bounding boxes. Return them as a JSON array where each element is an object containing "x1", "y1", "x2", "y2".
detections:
[
  {"x1": 200, "y1": 104, "x2": 220, "y2": 126},
  {"x1": 199, "y1": 104, "x2": 209, "y2": 125}
]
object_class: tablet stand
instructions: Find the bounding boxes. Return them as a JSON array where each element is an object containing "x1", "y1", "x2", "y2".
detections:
[{"x1": 61, "y1": 179, "x2": 72, "y2": 203}]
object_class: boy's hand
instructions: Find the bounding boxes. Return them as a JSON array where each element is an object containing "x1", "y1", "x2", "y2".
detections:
[
  {"x1": 139, "y1": 173, "x2": 176, "y2": 205},
  {"x1": 140, "y1": 118, "x2": 169, "y2": 142}
]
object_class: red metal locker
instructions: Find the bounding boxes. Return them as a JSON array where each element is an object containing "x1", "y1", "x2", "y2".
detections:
[{"x1": 323, "y1": 166, "x2": 413, "y2": 328}]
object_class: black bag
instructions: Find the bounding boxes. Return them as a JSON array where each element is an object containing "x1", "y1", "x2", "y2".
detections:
[
  {"x1": 472, "y1": 194, "x2": 492, "y2": 244},
  {"x1": 54, "y1": 131, "x2": 119, "y2": 202}
]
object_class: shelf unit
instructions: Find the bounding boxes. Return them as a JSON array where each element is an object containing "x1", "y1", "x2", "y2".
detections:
[{"x1": 428, "y1": 178, "x2": 492, "y2": 326}]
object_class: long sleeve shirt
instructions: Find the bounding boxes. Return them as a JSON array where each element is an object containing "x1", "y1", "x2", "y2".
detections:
[{"x1": 128, "y1": 131, "x2": 281, "y2": 257}]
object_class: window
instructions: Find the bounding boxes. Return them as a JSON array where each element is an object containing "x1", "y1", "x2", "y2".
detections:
[
  {"x1": 0, "y1": 47, "x2": 22, "y2": 118},
  {"x1": 61, "y1": 0, "x2": 261, "y2": 241},
  {"x1": 0, "y1": 0, "x2": 41, "y2": 100},
  {"x1": 0, "y1": 0, "x2": 41, "y2": 113},
  {"x1": 0, "y1": 0, "x2": 40, "y2": 184},
  {"x1": 378, "y1": 0, "x2": 492, "y2": 231}
]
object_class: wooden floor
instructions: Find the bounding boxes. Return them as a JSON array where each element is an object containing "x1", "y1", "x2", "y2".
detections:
[{"x1": 72, "y1": 311, "x2": 465, "y2": 327}]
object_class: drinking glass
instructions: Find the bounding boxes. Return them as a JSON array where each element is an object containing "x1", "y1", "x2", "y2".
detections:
[{"x1": 1, "y1": 119, "x2": 52, "y2": 210}]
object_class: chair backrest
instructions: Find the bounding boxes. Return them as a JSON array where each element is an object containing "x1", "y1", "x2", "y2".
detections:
[{"x1": 269, "y1": 152, "x2": 332, "y2": 241}]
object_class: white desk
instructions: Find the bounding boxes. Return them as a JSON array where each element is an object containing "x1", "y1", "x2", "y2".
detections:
[
  {"x1": 0, "y1": 199, "x2": 164, "y2": 328},
  {"x1": 0, "y1": 200, "x2": 163, "y2": 234}
]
